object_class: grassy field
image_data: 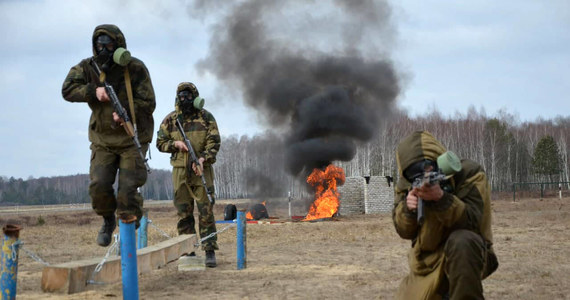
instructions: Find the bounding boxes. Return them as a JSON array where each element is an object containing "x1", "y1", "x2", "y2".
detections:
[{"x1": 1, "y1": 196, "x2": 569, "y2": 299}]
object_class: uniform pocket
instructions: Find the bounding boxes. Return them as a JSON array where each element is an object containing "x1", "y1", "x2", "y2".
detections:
[{"x1": 170, "y1": 151, "x2": 186, "y2": 168}]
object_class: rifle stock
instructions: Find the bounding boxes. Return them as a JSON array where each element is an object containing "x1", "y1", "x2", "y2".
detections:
[
  {"x1": 90, "y1": 59, "x2": 151, "y2": 173},
  {"x1": 175, "y1": 118, "x2": 215, "y2": 205}
]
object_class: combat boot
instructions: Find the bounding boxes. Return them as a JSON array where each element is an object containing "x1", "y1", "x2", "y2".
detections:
[
  {"x1": 205, "y1": 250, "x2": 217, "y2": 268},
  {"x1": 97, "y1": 215, "x2": 116, "y2": 247}
]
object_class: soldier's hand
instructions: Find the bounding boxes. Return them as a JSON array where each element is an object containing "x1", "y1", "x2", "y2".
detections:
[
  {"x1": 174, "y1": 141, "x2": 188, "y2": 152},
  {"x1": 96, "y1": 87, "x2": 110, "y2": 102},
  {"x1": 417, "y1": 183, "x2": 444, "y2": 202},
  {"x1": 112, "y1": 112, "x2": 125, "y2": 125},
  {"x1": 192, "y1": 157, "x2": 205, "y2": 176},
  {"x1": 406, "y1": 188, "x2": 419, "y2": 211}
]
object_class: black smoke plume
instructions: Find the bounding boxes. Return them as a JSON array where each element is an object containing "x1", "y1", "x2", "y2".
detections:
[{"x1": 196, "y1": 0, "x2": 400, "y2": 176}]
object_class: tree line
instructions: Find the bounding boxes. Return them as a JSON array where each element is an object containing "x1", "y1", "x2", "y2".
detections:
[{"x1": 1, "y1": 108, "x2": 568, "y2": 206}]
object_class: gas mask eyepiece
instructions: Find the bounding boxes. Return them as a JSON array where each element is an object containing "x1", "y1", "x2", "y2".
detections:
[
  {"x1": 96, "y1": 34, "x2": 115, "y2": 54},
  {"x1": 404, "y1": 159, "x2": 437, "y2": 182},
  {"x1": 178, "y1": 90, "x2": 192, "y2": 102}
]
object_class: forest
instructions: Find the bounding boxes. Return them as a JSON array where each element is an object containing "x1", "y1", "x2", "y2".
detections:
[{"x1": 1, "y1": 108, "x2": 568, "y2": 206}]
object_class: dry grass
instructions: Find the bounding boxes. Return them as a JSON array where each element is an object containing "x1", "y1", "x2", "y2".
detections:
[{"x1": 2, "y1": 197, "x2": 569, "y2": 299}]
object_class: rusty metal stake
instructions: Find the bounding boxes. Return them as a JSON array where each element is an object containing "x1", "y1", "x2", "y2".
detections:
[{"x1": 1, "y1": 224, "x2": 22, "y2": 300}]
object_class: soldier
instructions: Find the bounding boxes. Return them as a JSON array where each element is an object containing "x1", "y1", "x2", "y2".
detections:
[
  {"x1": 156, "y1": 82, "x2": 220, "y2": 267},
  {"x1": 392, "y1": 131, "x2": 498, "y2": 299},
  {"x1": 62, "y1": 24, "x2": 155, "y2": 247}
]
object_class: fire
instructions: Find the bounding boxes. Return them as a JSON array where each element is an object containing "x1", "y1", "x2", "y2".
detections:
[
  {"x1": 246, "y1": 201, "x2": 266, "y2": 220},
  {"x1": 303, "y1": 164, "x2": 345, "y2": 221}
]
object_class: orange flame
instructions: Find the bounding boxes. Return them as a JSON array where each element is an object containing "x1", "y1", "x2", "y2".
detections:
[
  {"x1": 246, "y1": 201, "x2": 267, "y2": 220},
  {"x1": 303, "y1": 164, "x2": 345, "y2": 221}
]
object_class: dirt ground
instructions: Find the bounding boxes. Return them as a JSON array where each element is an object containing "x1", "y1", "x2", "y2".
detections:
[{"x1": 1, "y1": 196, "x2": 569, "y2": 300}]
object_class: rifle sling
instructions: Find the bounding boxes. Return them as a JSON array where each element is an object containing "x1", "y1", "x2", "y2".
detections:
[
  {"x1": 124, "y1": 67, "x2": 137, "y2": 129},
  {"x1": 99, "y1": 71, "x2": 106, "y2": 84}
]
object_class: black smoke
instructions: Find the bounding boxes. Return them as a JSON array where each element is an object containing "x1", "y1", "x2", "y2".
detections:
[
  {"x1": 195, "y1": 0, "x2": 400, "y2": 176},
  {"x1": 244, "y1": 167, "x2": 286, "y2": 199}
]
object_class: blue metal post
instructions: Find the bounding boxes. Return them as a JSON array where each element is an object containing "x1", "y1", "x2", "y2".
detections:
[
  {"x1": 236, "y1": 211, "x2": 247, "y2": 270},
  {"x1": 120, "y1": 218, "x2": 139, "y2": 300},
  {"x1": 1, "y1": 225, "x2": 21, "y2": 300},
  {"x1": 137, "y1": 210, "x2": 148, "y2": 249}
]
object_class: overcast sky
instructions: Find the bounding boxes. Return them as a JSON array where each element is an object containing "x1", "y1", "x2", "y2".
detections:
[{"x1": 1, "y1": 0, "x2": 568, "y2": 179}]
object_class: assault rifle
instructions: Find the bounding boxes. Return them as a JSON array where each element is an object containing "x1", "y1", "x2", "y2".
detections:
[
  {"x1": 175, "y1": 117, "x2": 215, "y2": 205},
  {"x1": 413, "y1": 171, "x2": 447, "y2": 226},
  {"x1": 90, "y1": 59, "x2": 151, "y2": 173}
]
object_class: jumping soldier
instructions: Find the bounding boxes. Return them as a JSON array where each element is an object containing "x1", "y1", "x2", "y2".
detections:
[
  {"x1": 156, "y1": 82, "x2": 220, "y2": 267},
  {"x1": 62, "y1": 24, "x2": 155, "y2": 247}
]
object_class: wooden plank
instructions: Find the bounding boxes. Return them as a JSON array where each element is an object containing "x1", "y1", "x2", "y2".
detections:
[{"x1": 41, "y1": 234, "x2": 196, "y2": 294}]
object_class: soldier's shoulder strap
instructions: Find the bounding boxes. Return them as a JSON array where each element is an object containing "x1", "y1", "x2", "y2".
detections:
[{"x1": 124, "y1": 67, "x2": 136, "y2": 127}]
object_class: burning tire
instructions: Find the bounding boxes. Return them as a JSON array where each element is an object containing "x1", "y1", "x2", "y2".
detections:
[
  {"x1": 224, "y1": 204, "x2": 237, "y2": 220},
  {"x1": 250, "y1": 203, "x2": 269, "y2": 220}
]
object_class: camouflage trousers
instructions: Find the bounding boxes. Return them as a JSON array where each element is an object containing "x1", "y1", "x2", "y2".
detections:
[
  {"x1": 172, "y1": 167, "x2": 218, "y2": 251},
  {"x1": 89, "y1": 143, "x2": 148, "y2": 221}
]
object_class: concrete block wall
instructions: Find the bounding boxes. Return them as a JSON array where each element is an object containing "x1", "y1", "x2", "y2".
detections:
[
  {"x1": 365, "y1": 176, "x2": 394, "y2": 213},
  {"x1": 338, "y1": 177, "x2": 366, "y2": 215},
  {"x1": 338, "y1": 176, "x2": 394, "y2": 215}
]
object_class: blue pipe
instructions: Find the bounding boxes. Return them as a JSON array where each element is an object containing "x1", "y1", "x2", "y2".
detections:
[
  {"x1": 137, "y1": 211, "x2": 148, "y2": 249},
  {"x1": 120, "y1": 219, "x2": 139, "y2": 300},
  {"x1": 236, "y1": 211, "x2": 247, "y2": 270},
  {"x1": 1, "y1": 225, "x2": 21, "y2": 300}
]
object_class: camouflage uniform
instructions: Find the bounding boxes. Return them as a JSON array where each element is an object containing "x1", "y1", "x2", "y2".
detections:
[
  {"x1": 156, "y1": 82, "x2": 220, "y2": 251},
  {"x1": 62, "y1": 24, "x2": 155, "y2": 221},
  {"x1": 393, "y1": 131, "x2": 498, "y2": 300}
]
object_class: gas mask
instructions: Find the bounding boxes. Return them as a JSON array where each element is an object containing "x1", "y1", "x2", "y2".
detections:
[
  {"x1": 404, "y1": 151, "x2": 462, "y2": 183},
  {"x1": 95, "y1": 34, "x2": 131, "y2": 70},
  {"x1": 404, "y1": 159, "x2": 437, "y2": 183},
  {"x1": 178, "y1": 90, "x2": 205, "y2": 115}
]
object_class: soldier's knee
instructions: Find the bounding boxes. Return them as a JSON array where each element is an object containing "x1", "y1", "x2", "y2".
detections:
[
  {"x1": 118, "y1": 168, "x2": 146, "y2": 190},
  {"x1": 177, "y1": 217, "x2": 196, "y2": 235},
  {"x1": 90, "y1": 164, "x2": 116, "y2": 189},
  {"x1": 133, "y1": 166, "x2": 148, "y2": 186},
  {"x1": 444, "y1": 230, "x2": 484, "y2": 258},
  {"x1": 89, "y1": 177, "x2": 114, "y2": 196}
]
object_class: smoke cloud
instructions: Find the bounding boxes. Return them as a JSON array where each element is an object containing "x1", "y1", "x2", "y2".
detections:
[{"x1": 196, "y1": 0, "x2": 400, "y2": 176}]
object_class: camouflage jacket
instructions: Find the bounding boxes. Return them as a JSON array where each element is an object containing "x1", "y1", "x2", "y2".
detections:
[
  {"x1": 62, "y1": 24, "x2": 155, "y2": 147},
  {"x1": 156, "y1": 107, "x2": 220, "y2": 173}
]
